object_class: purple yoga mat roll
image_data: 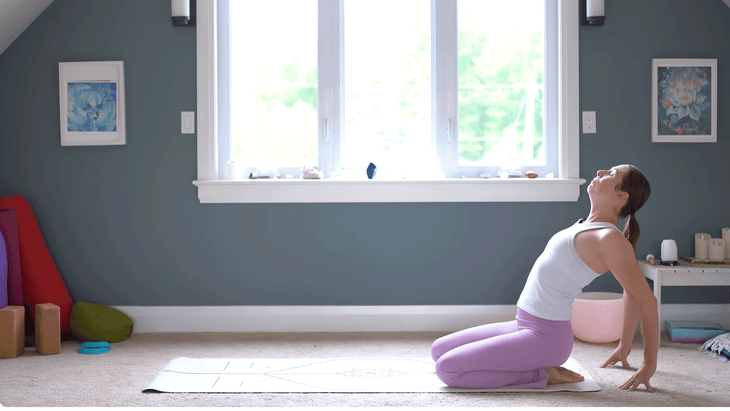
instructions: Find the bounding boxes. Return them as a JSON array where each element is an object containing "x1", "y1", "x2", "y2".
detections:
[
  {"x1": 0, "y1": 229, "x2": 7, "y2": 308},
  {"x1": 0, "y1": 209, "x2": 22, "y2": 306}
]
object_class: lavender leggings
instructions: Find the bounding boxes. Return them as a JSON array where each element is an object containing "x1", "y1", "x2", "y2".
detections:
[{"x1": 430, "y1": 308, "x2": 574, "y2": 389}]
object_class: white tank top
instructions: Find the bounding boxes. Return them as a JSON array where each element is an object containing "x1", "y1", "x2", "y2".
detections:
[{"x1": 516, "y1": 219, "x2": 622, "y2": 321}]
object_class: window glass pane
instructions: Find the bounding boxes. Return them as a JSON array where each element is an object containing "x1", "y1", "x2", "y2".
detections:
[
  {"x1": 230, "y1": 0, "x2": 318, "y2": 167},
  {"x1": 458, "y1": 0, "x2": 544, "y2": 166},
  {"x1": 344, "y1": 0, "x2": 430, "y2": 173}
]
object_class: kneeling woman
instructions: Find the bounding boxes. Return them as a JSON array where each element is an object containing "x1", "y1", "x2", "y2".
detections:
[{"x1": 431, "y1": 165, "x2": 657, "y2": 392}]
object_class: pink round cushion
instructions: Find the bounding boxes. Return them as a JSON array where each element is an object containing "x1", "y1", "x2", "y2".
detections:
[{"x1": 570, "y1": 292, "x2": 624, "y2": 343}]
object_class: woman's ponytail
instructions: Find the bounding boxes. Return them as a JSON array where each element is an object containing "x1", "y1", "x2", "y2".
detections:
[
  {"x1": 622, "y1": 214, "x2": 641, "y2": 252},
  {"x1": 617, "y1": 166, "x2": 651, "y2": 253}
]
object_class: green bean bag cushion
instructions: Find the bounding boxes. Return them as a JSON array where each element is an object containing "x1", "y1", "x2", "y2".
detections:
[{"x1": 70, "y1": 302, "x2": 133, "y2": 343}]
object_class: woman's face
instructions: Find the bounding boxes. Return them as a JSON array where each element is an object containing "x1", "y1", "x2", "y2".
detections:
[{"x1": 588, "y1": 165, "x2": 630, "y2": 200}]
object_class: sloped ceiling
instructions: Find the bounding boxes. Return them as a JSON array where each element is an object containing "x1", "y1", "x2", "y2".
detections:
[
  {"x1": 0, "y1": 0, "x2": 54, "y2": 56},
  {"x1": 0, "y1": 0, "x2": 728, "y2": 57}
]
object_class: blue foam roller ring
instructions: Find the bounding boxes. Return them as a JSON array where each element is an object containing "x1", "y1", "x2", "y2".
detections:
[
  {"x1": 82, "y1": 341, "x2": 110, "y2": 348},
  {"x1": 78, "y1": 347, "x2": 110, "y2": 354}
]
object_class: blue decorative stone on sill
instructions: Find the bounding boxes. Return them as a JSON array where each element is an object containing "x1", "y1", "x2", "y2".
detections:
[{"x1": 367, "y1": 163, "x2": 377, "y2": 179}]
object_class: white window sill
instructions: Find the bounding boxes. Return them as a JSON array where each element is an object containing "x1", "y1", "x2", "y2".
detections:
[{"x1": 192, "y1": 178, "x2": 588, "y2": 203}]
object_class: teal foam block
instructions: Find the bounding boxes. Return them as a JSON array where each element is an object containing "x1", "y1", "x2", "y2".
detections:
[{"x1": 666, "y1": 321, "x2": 725, "y2": 343}]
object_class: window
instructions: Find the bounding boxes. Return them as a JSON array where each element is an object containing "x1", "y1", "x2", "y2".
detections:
[
  {"x1": 228, "y1": 0, "x2": 318, "y2": 169},
  {"x1": 455, "y1": 0, "x2": 557, "y2": 178},
  {"x1": 194, "y1": 0, "x2": 584, "y2": 203},
  {"x1": 342, "y1": 0, "x2": 431, "y2": 176}
]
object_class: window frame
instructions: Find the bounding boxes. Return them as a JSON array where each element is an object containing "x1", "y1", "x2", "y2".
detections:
[{"x1": 193, "y1": 0, "x2": 586, "y2": 203}]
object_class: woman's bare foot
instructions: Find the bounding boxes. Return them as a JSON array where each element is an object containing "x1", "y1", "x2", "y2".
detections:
[{"x1": 545, "y1": 366, "x2": 585, "y2": 385}]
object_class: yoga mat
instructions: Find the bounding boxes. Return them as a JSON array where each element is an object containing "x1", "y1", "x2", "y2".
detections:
[{"x1": 143, "y1": 357, "x2": 600, "y2": 393}]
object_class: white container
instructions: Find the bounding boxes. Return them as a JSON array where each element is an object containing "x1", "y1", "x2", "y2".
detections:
[
  {"x1": 661, "y1": 239, "x2": 677, "y2": 262},
  {"x1": 224, "y1": 161, "x2": 242, "y2": 180}
]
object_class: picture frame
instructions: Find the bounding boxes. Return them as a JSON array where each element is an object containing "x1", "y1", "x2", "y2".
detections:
[
  {"x1": 59, "y1": 61, "x2": 126, "y2": 146},
  {"x1": 652, "y1": 58, "x2": 717, "y2": 143}
]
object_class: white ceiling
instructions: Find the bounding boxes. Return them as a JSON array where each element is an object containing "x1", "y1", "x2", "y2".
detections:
[{"x1": 0, "y1": 0, "x2": 54, "y2": 56}]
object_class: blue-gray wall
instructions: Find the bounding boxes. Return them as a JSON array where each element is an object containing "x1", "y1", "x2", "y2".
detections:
[{"x1": 0, "y1": 0, "x2": 728, "y2": 306}]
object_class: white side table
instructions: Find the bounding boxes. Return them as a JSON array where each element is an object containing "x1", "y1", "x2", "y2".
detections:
[{"x1": 638, "y1": 260, "x2": 730, "y2": 345}]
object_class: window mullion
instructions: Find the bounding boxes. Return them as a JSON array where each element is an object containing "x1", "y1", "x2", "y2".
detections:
[
  {"x1": 217, "y1": 0, "x2": 231, "y2": 180},
  {"x1": 432, "y1": 0, "x2": 458, "y2": 176},
  {"x1": 318, "y1": 0, "x2": 343, "y2": 178}
]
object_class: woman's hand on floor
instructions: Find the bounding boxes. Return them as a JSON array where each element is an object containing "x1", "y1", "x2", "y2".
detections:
[
  {"x1": 599, "y1": 344, "x2": 632, "y2": 369},
  {"x1": 618, "y1": 361, "x2": 656, "y2": 392}
]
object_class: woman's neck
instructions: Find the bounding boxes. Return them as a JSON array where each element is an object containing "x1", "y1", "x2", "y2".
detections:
[{"x1": 584, "y1": 209, "x2": 619, "y2": 225}]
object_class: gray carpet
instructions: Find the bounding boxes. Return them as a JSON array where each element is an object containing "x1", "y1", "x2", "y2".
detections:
[{"x1": 1, "y1": 331, "x2": 729, "y2": 407}]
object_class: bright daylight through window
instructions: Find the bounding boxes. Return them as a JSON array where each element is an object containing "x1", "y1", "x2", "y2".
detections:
[
  {"x1": 193, "y1": 0, "x2": 583, "y2": 203},
  {"x1": 457, "y1": 0, "x2": 551, "y2": 171},
  {"x1": 225, "y1": 0, "x2": 555, "y2": 179},
  {"x1": 230, "y1": 0, "x2": 318, "y2": 169}
]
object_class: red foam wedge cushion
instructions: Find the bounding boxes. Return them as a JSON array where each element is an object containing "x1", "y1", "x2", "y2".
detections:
[{"x1": 0, "y1": 196, "x2": 74, "y2": 339}]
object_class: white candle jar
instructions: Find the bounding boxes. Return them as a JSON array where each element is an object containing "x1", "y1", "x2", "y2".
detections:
[
  {"x1": 695, "y1": 233, "x2": 710, "y2": 260},
  {"x1": 709, "y1": 238, "x2": 726, "y2": 262}
]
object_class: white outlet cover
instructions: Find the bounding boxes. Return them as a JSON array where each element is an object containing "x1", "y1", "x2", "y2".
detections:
[{"x1": 582, "y1": 111, "x2": 596, "y2": 134}]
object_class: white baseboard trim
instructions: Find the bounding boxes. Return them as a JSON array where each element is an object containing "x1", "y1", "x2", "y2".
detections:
[{"x1": 111, "y1": 304, "x2": 730, "y2": 334}]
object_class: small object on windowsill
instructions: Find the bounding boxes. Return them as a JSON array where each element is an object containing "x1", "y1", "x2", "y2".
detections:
[
  {"x1": 525, "y1": 170, "x2": 538, "y2": 178},
  {"x1": 367, "y1": 163, "x2": 377, "y2": 179},
  {"x1": 248, "y1": 173, "x2": 256, "y2": 179},
  {"x1": 224, "y1": 161, "x2": 242, "y2": 180},
  {"x1": 254, "y1": 168, "x2": 280, "y2": 179},
  {"x1": 300, "y1": 165, "x2": 323, "y2": 179},
  {"x1": 497, "y1": 167, "x2": 521, "y2": 179},
  {"x1": 477, "y1": 173, "x2": 490, "y2": 179},
  {"x1": 683, "y1": 256, "x2": 730, "y2": 265}
]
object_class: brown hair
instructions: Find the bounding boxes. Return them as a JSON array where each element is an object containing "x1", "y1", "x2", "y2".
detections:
[{"x1": 616, "y1": 165, "x2": 651, "y2": 251}]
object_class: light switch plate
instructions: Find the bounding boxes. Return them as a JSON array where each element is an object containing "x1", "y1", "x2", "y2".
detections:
[{"x1": 181, "y1": 111, "x2": 195, "y2": 134}]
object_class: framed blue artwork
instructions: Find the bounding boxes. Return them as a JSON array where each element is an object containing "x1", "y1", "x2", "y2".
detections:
[
  {"x1": 652, "y1": 58, "x2": 717, "y2": 143},
  {"x1": 59, "y1": 61, "x2": 126, "y2": 146}
]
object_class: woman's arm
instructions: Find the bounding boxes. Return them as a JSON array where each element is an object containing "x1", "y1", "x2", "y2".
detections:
[
  {"x1": 599, "y1": 230, "x2": 658, "y2": 390},
  {"x1": 620, "y1": 288, "x2": 641, "y2": 347},
  {"x1": 600, "y1": 289, "x2": 640, "y2": 369}
]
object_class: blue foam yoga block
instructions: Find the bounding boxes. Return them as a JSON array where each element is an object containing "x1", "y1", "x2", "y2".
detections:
[{"x1": 666, "y1": 321, "x2": 725, "y2": 343}]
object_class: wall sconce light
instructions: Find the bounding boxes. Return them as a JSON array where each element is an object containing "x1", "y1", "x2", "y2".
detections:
[
  {"x1": 581, "y1": 0, "x2": 605, "y2": 26},
  {"x1": 172, "y1": 0, "x2": 196, "y2": 27}
]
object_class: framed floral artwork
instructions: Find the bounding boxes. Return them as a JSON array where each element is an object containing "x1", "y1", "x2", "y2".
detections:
[
  {"x1": 59, "y1": 61, "x2": 126, "y2": 146},
  {"x1": 652, "y1": 58, "x2": 716, "y2": 143}
]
